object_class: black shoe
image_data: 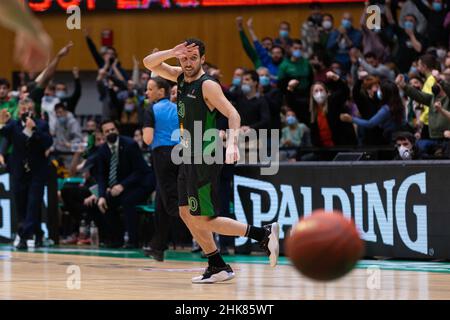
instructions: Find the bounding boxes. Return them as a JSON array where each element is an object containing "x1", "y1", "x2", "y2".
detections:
[
  {"x1": 191, "y1": 264, "x2": 235, "y2": 283},
  {"x1": 16, "y1": 239, "x2": 28, "y2": 250},
  {"x1": 143, "y1": 248, "x2": 164, "y2": 262},
  {"x1": 259, "y1": 223, "x2": 280, "y2": 267}
]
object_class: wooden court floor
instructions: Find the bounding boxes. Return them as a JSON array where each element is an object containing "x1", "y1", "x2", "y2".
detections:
[{"x1": 1, "y1": 247, "x2": 450, "y2": 300}]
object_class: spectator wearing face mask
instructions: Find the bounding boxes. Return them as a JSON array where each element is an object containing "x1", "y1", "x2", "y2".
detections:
[
  {"x1": 386, "y1": 10, "x2": 426, "y2": 73},
  {"x1": 246, "y1": 18, "x2": 285, "y2": 82},
  {"x1": 393, "y1": 131, "x2": 422, "y2": 160},
  {"x1": 278, "y1": 39, "x2": 314, "y2": 123},
  {"x1": 341, "y1": 80, "x2": 406, "y2": 144},
  {"x1": 229, "y1": 70, "x2": 270, "y2": 151},
  {"x1": 326, "y1": 12, "x2": 362, "y2": 71},
  {"x1": 317, "y1": 13, "x2": 335, "y2": 60},
  {"x1": 396, "y1": 73, "x2": 450, "y2": 155},
  {"x1": 53, "y1": 103, "x2": 83, "y2": 154},
  {"x1": 412, "y1": 0, "x2": 449, "y2": 48},
  {"x1": 274, "y1": 21, "x2": 294, "y2": 52},
  {"x1": 257, "y1": 67, "x2": 283, "y2": 131},
  {"x1": 227, "y1": 67, "x2": 246, "y2": 94},
  {"x1": 310, "y1": 52, "x2": 331, "y2": 83},
  {"x1": 281, "y1": 110, "x2": 311, "y2": 149},
  {"x1": 54, "y1": 67, "x2": 82, "y2": 115},
  {"x1": 309, "y1": 72, "x2": 357, "y2": 148}
]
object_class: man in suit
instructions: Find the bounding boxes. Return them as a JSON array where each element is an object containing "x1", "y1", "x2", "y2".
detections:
[
  {"x1": 96, "y1": 120, "x2": 152, "y2": 248},
  {"x1": 0, "y1": 98, "x2": 53, "y2": 250}
]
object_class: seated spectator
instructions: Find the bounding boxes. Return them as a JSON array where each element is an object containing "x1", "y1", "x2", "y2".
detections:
[
  {"x1": 280, "y1": 110, "x2": 311, "y2": 161},
  {"x1": 341, "y1": 80, "x2": 406, "y2": 144},
  {"x1": 393, "y1": 131, "x2": 423, "y2": 160}
]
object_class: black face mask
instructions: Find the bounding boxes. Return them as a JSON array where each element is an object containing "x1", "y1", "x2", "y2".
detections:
[
  {"x1": 21, "y1": 112, "x2": 30, "y2": 123},
  {"x1": 106, "y1": 133, "x2": 118, "y2": 144}
]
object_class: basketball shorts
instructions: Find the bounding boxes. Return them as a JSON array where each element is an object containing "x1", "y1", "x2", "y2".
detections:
[{"x1": 178, "y1": 162, "x2": 222, "y2": 217}]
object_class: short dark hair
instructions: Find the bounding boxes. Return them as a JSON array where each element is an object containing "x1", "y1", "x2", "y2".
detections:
[
  {"x1": 150, "y1": 76, "x2": 171, "y2": 97},
  {"x1": 292, "y1": 39, "x2": 302, "y2": 46},
  {"x1": 404, "y1": 14, "x2": 417, "y2": 23},
  {"x1": 262, "y1": 36, "x2": 273, "y2": 43},
  {"x1": 185, "y1": 38, "x2": 205, "y2": 57},
  {"x1": 0, "y1": 78, "x2": 10, "y2": 88},
  {"x1": 243, "y1": 70, "x2": 259, "y2": 84},
  {"x1": 419, "y1": 54, "x2": 437, "y2": 70},
  {"x1": 271, "y1": 45, "x2": 285, "y2": 55},
  {"x1": 364, "y1": 52, "x2": 377, "y2": 60},
  {"x1": 100, "y1": 119, "x2": 119, "y2": 132},
  {"x1": 54, "y1": 102, "x2": 67, "y2": 112},
  {"x1": 280, "y1": 21, "x2": 291, "y2": 30},
  {"x1": 323, "y1": 13, "x2": 333, "y2": 21}
]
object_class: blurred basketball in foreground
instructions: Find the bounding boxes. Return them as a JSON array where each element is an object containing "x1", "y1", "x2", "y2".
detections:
[{"x1": 285, "y1": 210, "x2": 364, "y2": 281}]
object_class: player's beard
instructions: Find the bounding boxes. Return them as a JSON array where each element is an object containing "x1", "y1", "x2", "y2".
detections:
[{"x1": 184, "y1": 64, "x2": 202, "y2": 78}]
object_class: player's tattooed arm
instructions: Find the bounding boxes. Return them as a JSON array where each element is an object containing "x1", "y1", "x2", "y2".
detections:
[{"x1": 143, "y1": 42, "x2": 196, "y2": 82}]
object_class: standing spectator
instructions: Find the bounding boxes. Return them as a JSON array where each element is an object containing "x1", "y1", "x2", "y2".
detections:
[
  {"x1": 386, "y1": 7, "x2": 426, "y2": 73},
  {"x1": 257, "y1": 67, "x2": 283, "y2": 131},
  {"x1": 96, "y1": 120, "x2": 153, "y2": 249},
  {"x1": 309, "y1": 72, "x2": 357, "y2": 147},
  {"x1": 411, "y1": 0, "x2": 448, "y2": 48},
  {"x1": 416, "y1": 54, "x2": 439, "y2": 132},
  {"x1": 274, "y1": 21, "x2": 294, "y2": 52},
  {"x1": 83, "y1": 28, "x2": 128, "y2": 80},
  {"x1": 142, "y1": 77, "x2": 180, "y2": 261},
  {"x1": 54, "y1": 67, "x2": 82, "y2": 115},
  {"x1": 0, "y1": 99, "x2": 53, "y2": 250},
  {"x1": 326, "y1": 12, "x2": 363, "y2": 71},
  {"x1": 246, "y1": 18, "x2": 285, "y2": 81},
  {"x1": 278, "y1": 39, "x2": 314, "y2": 124},
  {"x1": 317, "y1": 13, "x2": 335, "y2": 60},
  {"x1": 341, "y1": 80, "x2": 406, "y2": 144},
  {"x1": 300, "y1": 3, "x2": 324, "y2": 58},
  {"x1": 236, "y1": 16, "x2": 262, "y2": 70},
  {"x1": 53, "y1": 103, "x2": 83, "y2": 154}
]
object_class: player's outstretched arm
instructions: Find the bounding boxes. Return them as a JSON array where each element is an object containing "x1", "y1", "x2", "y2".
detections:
[
  {"x1": 143, "y1": 42, "x2": 197, "y2": 82},
  {"x1": 203, "y1": 80, "x2": 241, "y2": 164},
  {"x1": 0, "y1": 0, "x2": 52, "y2": 72}
]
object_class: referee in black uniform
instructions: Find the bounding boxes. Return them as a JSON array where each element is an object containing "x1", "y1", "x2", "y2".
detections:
[{"x1": 143, "y1": 77, "x2": 180, "y2": 261}]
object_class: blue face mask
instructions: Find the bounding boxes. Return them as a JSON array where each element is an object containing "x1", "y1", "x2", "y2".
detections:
[
  {"x1": 403, "y1": 21, "x2": 415, "y2": 30},
  {"x1": 279, "y1": 30, "x2": 289, "y2": 38},
  {"x1": 433, "y1": 2, "x2": 443, "y2": 11},
  {"x1": 241, "y1": 84, "x2": 252, "y2": 95},
  {"x1": 286, "y1": 115, "x2": 297, "y2": 126},
  {"x1": 259, "y1": 76, "x2": 270, "y2": 87},
  {"x1": 341, "y1": 19, "x2": 352, "y2": 29},
  {"x1": 377, "y1": 89, "x2": 383, "y2": 100},
  {"x1": 292, "y1": 49, "x2": 302, "y2": 58},
  {"x1": 232, "y1": 77, "x2": 241, "y2": 87},
  {"x1": 58, "y1": 117, "x2": 67, "y2": 126},
  {"x1": 409, "y1": 66, "x2": 418, "y2": 74}
]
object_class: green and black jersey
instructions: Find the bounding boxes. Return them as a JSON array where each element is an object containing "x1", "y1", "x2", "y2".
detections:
[{"x1": 176, "y1": 73, "x2": 218, "y2": 159}]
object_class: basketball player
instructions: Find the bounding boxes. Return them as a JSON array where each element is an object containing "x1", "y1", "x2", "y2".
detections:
[
  {"x1": 0, "y1": 0, "x2": 52, "y2": 72},
  {"x1": 143, "y1": 39, "x2": 279, "y2": 283}
]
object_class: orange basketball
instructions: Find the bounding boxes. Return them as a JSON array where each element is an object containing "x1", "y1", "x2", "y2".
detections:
[{"x1": 285, "y1": 210, "x2": 365, "y2": 281}]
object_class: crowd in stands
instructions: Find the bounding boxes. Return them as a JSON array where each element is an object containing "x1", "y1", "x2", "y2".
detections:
[{"x1": 2, "y1": 0, "x2": 450, "y2": 249}]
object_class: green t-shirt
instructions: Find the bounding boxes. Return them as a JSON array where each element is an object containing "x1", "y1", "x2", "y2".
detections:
[{"x1": 278, "y1": 58, "x2": 313, "y2": 92}]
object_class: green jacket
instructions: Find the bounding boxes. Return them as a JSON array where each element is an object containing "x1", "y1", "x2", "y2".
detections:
[{"x1": 404, "y1": 81, "x2": 450, "y2": 139}]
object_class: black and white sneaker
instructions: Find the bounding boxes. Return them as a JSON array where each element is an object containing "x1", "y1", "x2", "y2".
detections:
[
  {"x1": 191, "y1": 264, "x2": 235, "y2": 284},
  {"x1": 259, "y1": 223, "x2": 280, "y2": 267}
]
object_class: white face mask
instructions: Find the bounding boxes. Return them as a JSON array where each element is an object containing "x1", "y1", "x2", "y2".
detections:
[
  {"x1": 398, "y1": 145, "x2": 412, "y2": 160},
  {"x1": 313, "y1": 91, "x2": 327, "y2": 104},
  {"x1": 322, "y1": 20, "x2": 332, "y2": 30}
]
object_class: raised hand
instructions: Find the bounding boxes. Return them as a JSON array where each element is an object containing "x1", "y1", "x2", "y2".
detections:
[
  {"x1": 72, "y1": 67, "x2": 79, "y2": 79},
  {"x1": 171, "y1": 42, "x2": 198, "y2": 60},
  {"x1": 247, "y1": 17, "x2": 254, "y2": 29},
  {"x1": 395, "y1": 74, "x2": 406, "y2": 88},
  {"x1": 236, "y1": 16, "x2": 244, "y2": 30},
  {"x1": 14, "y1": 29, "x2": 52, "y2": 72},
  {"x1": 57, "y1": 41, "x2": 74, "y2": 58}
]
